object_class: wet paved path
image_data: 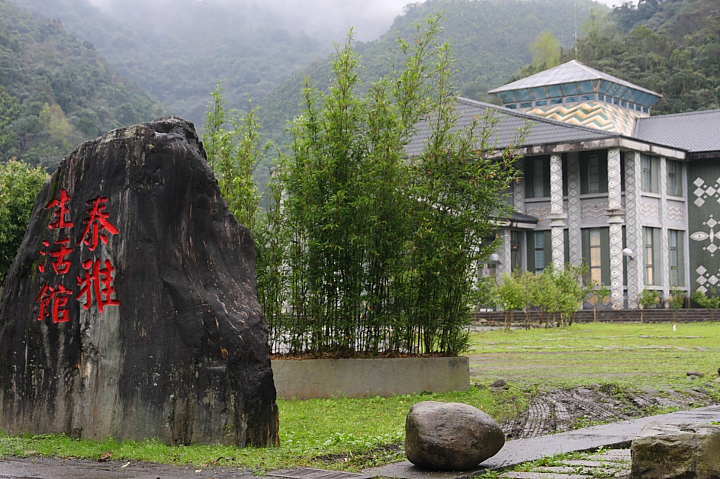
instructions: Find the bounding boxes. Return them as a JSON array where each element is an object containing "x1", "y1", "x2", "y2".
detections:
[
  {"x1": 363, "y1": 405, "x2": 720, "y2": 479},
  {"x1": 2, "y1": 405, "x2": 719, "y2": 478}
]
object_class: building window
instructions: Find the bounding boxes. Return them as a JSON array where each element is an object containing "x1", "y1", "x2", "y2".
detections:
[
  {"x1": 525, "y1": 156, "x2": 550, "y2": 198},
  {"x1": 511, "y1": 231, "x2": 522, "y2": 272},
  {"x1": 641, "y1": 155, "x2": 659, "y2": 193},
  {"x1": 527, "y1": 231, "x2": 551, "y2": 273},
  {"x1": 669, "y1": 230, "x2": 684, "y2": 287},
  {"x1": 582, "y1": 228, "x2": 609, "y2": 286},
  {"x1": 643, "y1": 227, "x2": 661, "y2": 285},
  {"x1": 667, "y1": 160, "x2": 683, "y2": 197},
  {"x1": 580, "y1": 151, "x2": 608, "y2": 194}
]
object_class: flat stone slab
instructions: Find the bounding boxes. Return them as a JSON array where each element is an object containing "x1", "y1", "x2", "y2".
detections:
[
  {"x1": 500, "y1": 473, "x2": 589, "y2": 479},
  {"x1": 559, "y1": 459, "x2": 625, "y2": 468},
  {"x1": 363, "y1": 405, "x2": 720, "y2": 479},
  {"x1": 269, "y1": 468, "x2": 364, "y2": 479},
  {"x1": 536, "y1": 466, "x2": 620, "y2": 475},
  {"x1": 593, "y1": 450, "x2": 631, "y2": 462}
]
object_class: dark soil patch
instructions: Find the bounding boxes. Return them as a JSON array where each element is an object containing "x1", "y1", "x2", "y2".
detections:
[{"x1": 503, "y1": 384, "x2": 720, "y2": 439}]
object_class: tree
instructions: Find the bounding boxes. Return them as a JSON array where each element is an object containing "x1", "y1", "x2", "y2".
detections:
[
  {"x1": 638, "y1": 288, "x2": 660, "y2": 323},
  {"x1": 272, "y1": 16, "x2": 524, "y2": 356},
  {"x1": 692, "y1": 289, "x2": 720, "y2": 321},
  {"x1": 587, "y1": 284, "x2": 611, "y2": 323},
  {"x1": 552, "y1": 264, "x2": 590, "y2": 326},
  {"x1": 517, "y1": 271, "x2": 540, "y2": 330},
  {"x1": 529, "y1": 31, "x2": 562, "y2": 70},
  {"x1": 666, "y1": 289, "x2": 685, "y2": 325},
  {"x1": 0, "y1": 160, "x2": 49, "y2": 286},
  {"x1": 493, "y1": 273, "x2": 526, "y2": 330},
  {"x1": 203, "y1": 83, "x2": 265, "y2": 232}
]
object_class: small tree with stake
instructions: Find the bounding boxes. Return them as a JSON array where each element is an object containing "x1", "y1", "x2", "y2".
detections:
[
  {"x1": 587, "y1": 284, "x2": 611, "y2": 323},
  {"x1": 493, "y1": 273, "x2": 525, "y2": 330},
  {"x1": 638, "y1": 288, "x2": 660, "y2": 323},
  {"x1": 666, "y1": 289, "x2": 685, "y2": 325}
]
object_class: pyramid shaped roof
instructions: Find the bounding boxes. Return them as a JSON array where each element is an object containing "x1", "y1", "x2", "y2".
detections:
[{"x1": 488, "y1": 60, "x2": 662, "y2": 108}]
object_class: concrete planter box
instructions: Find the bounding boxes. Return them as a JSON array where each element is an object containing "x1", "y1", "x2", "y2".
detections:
[{"x1": 272, "y1": 356, "x2": 470, "y2": 399}]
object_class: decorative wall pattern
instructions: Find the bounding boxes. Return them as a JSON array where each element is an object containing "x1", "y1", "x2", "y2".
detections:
[
  {"x1": 607, "y1": 148, "x2": 624, "y2": 308},
  {"x1": 625, "y1": 153, "x2": 641, "y2": 308},
  {"x1": 581, "y1": 201, "x2": 609, "y2": 219},
  {"x1": 639, "y1": 199, "x2": 661, "y2": 222},
  {"x1": 514, "y1": 159, "x2": 525, "y2": 213},
  {"x1": 660, "y1": 158, "x2": 669, "y2": 293},
  {"x1": 567, "y1": 153, "x2": 582, "y2": 266},
  {"x1": 665, "y1": 203, "x2": 686, "y2": 223},
  {"x1": 690, "y1": 216, "x2": 720, "y2": 257},
  {"x1": 527, "y1": 102, "x2": 640, "y2": 136},
  {"x1": 695, "y1": 265, "x2": 719, "y2": 294},
  {"x1": 552, "y1": 227, "x2": 564, "y2": 270},
  {"x1": 691, "y1": 177, "x2": 720, "y2": 207},
  {"x1": 550, "y1": 154, "x2": 563, "y2": 216},
  {"x1": 610, "y1": 223, "x2": 624, "y2": 308},
  {"x1": 526, "y1": 204, "x2": 551, "y2": 221},
  {"x1": 498, "y1": 229, "x2": 512, "y2": 278},
  {"x1": 688, "y1": 161, "x2": 720, "y2": 296},
  {"x1": 608, "y1": 148, "x2": 622, "y2": 211}
]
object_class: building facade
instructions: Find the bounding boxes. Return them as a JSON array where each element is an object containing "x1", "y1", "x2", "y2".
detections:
[{"x1": 408, "y1": 60, "x2": 720, "y2": 309}]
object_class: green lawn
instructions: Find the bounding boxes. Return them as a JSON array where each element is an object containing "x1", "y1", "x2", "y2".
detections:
[
  {"x1": 468, "y1": 322, "x2": 720, "y2": 390},
  {"x1": 0, "y1": 322, "x2": 718, "y2": 472}
]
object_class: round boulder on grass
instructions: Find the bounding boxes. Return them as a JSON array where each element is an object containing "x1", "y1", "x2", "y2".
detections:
[{"x1": 405, "y1": 401, "x2": 505, "y2": 470}]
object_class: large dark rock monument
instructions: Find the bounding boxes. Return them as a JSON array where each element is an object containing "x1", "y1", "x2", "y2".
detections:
[{"x1": 0, "y1": 117, "x2": 279, "y2": 446}]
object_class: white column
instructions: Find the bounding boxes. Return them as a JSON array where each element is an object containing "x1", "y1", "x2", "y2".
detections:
[
  {"x1": 566, "y1": 152, "x2": 582, "y2": 266},
  {"x1": 607, "y1": 148, "x2": 624, "y2": 309},
  {"x1": 625, "y1": 151, "x2": 644, "y2": 308},
  {"x1": 498, "y1": 229, "x2": 512, "y2": 279},
  {"x1": 549, "y1": 153, "x2": 566, "y2": 270},
  {"x1": 660, "y1": 157, "x2": 669, "y2": 299}
]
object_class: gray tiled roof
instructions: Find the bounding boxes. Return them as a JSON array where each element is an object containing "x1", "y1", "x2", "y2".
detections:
[
  {"x1": 488, "y1": 60, "x2": 660, "y2": 97},
  {"x1": 405, "y1": 97, "x2": 617, "y2": 157},
  {"x1": 633, "y1": 109, "x2": 720, "y2": 153}
]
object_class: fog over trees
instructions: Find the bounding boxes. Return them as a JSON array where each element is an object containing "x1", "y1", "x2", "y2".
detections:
[{"x1": 87, "y1": 0, "x2": 411, "y2": 43}]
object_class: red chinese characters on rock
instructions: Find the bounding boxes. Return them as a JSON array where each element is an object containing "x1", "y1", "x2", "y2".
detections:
[
  {"x1": 36, "y1": 284, "x2": 73, "y2": 323},
  {"x1": 36, "y1": 189, "x2": 120, "y2": 323},
  {"x1": 77, "y1": 259, "x2": 120, "y2": 313},
  {"x1": 46, "y1": 189, "x2": 74, "y2": 230},
  {"x1": 78, "y1": 196, "x2": 119, "y2": 251}
]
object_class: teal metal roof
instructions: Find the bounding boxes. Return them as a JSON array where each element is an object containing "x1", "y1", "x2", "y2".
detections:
[{"x1": 488, "y1": 60, "x2": 662, "y2": 108}]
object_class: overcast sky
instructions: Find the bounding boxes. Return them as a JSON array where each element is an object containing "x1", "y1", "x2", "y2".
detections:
[{"x1": 87, "y1": 0, "x2": 624, "y2": 42}]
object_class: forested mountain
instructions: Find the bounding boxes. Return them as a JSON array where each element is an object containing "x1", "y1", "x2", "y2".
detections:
[
  {"x1": 16, "y1": 0, "x2": 330, "y2": 128},
  {"x1": 258, "y1": 0, "x2": 607, "y2": 145},
  {"x1": 16, "y1": 0, "x2": 607, "y2": 139},
  {"x1": 572, "y1": 0, "x2": 720, "y2": 114},
  {"x1": 0, "y1": 0, "x2": 162, "y2": 168}
]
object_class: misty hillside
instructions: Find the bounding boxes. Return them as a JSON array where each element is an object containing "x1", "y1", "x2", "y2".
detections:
[
  {"x1": 16, "y1": 0, "x2": 331, "y2": 127},
  {"x1": 17, "y1": 0, "x2": 609, "y2": 135},
  {"x1": 258, "y1": 0, "x2": 609, "y2": 145},
  {"x1": 0, "y1": 0, "x2": 162, "y2": 168}
]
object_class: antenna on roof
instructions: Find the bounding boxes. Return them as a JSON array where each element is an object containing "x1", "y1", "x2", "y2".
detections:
[{"x1": 574, "y1": 2, "x2": 578, "y2": 60}]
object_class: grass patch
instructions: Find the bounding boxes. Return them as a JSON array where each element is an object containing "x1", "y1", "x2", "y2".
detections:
[
  {"x1": 468, "y1": 322, "x2": 720, "y2": 391},
  {"x1": 1, "y1": 322, "x2": 718, "y2": 472},
  {"x1": 0, "y1": 386, "x2": 523, "y2": 472}
]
